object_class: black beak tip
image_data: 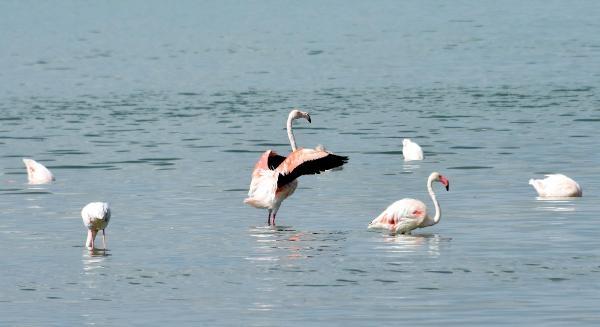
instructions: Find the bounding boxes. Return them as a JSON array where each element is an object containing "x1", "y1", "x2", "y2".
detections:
[
  {"x1": 307, "y1": 116, "x2": 312, "y2": 123},
  {"x1": 445, "y1": 184, "x2": 450, "y2": 191}
]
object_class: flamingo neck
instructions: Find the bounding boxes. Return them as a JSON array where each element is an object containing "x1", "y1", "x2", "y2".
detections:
[
  {"x1": 426, "y1": 175, "x2": 441, "y2": 226},
  {"x1": 287, "y1": 114, "x2": 297, "y2": 151},
  {"x1": 86, "y1": 229, "x2": 96, "y2": 249}
]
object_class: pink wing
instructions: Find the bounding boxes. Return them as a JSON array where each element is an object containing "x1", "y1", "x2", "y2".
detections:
[
  {"x1": 275, "y1": 148, "x2": 348, "y2": 188},
  {"x1": 251, "y1": 150, "x2": 286, "y2": 173},
  {"x1": 369, "y1": 199, "x2": 427, "y2": 230}
]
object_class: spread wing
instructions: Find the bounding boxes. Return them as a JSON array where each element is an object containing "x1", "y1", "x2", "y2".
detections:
[
  {"x1": 267, "y1": 153, "x2": 286, "y2": 170},
  {"x1": 252, "y1": 150, "x2": 287, "y2": 172},
  {"x1": 275, "y1": 148, "x2": 348, "y2": 188}
]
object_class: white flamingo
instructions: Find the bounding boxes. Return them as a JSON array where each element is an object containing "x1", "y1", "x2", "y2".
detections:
[
  {"x1": 22, "y1": 158, "x2": 54, "y2": 184},
  {"x1": 529, "y1": 174, "x2": 582, "y2": 197},
  {"x1": 402, "y1": 139, "x2": 423, "y2": 161},
  {"x1": 245, "y1": 109, "x2": 348, "y2": 225},
  {"x1": 369, "y1": 172, "x2": 449, "y2": 234},
  {"x1": 81, "y1": 202, "x2": 111, "y2": 250}
]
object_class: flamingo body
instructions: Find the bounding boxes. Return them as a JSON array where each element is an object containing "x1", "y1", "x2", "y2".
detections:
[
  {"x1": 22, "y1": 158, "x2": 54, "y2": 184},
  {"x1": 402, "y1": 139, "x2": 423, "y2": 161},
  {"x1": 245, "y1": 110, "x2": 348, "y2": 225},
  {"x1": 81, "y1": 202, "x2": 111, "y2": 250},
  {"x1": 529, "y1": 174, "x2": 582, "y2": 197},
  {"x1": 369, "y1": 172, "x2": 449, "y2": 234},
  {"x1": 244, "y1": 152, "x2": 298, "y2": 210},
  {"x1": 369, "y1": 198, "x2": 428, "y2": 234}
]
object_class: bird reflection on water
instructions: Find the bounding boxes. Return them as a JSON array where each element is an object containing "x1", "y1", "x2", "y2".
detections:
[
  {"x1": 533, "y1": 197, "x2": 578, "y2": 212},
  {"x1": 247, "y1": 225, "x2": 348, "y2": 262},
  {"x1": 376, "y1": 233, "x2": 446, "y2": 257},
  {"x1": 82, "y1": 248, "x2": 110, "y2": 274}
]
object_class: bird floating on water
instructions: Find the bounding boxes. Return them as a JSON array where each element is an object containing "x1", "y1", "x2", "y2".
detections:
[
  {"x1": 245, "y1": 109, "x2": 348, "y2": 225},
  {"x1": 369, "y1": 172, "x2": 449, "y2": 235},
  {"x1": 529, "y1": 174, "x2": 582, "y2": 197},
  {"x1": 81, "y1": 202, "x2": 111, "y2": 250},
  {"x1": 402, "y1": 139, "x2": 423, "y2": 161},
  {"x1": 22, "y1": 158, "x2": 54, "y2": 184}
]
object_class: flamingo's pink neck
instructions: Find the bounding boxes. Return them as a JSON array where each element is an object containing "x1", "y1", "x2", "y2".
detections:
[{"x1": 86, "y1": 229, "x2": 97, "y2": 249}]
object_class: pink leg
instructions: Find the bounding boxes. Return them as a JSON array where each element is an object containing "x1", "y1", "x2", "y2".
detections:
[{"x1": 267, "y1": 209, "x2": 272, "y2": 226}]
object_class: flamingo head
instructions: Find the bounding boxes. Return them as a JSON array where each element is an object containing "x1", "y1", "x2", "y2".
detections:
[
  {"x1": 289, "y1": 109, "x2": 311, "y2": 123},
  {"x1": 432, "y1": 172, "x2": 450, "y2": 191}
]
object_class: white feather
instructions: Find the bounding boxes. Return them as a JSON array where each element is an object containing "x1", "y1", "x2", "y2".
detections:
[
  {"x1": 81, "y1": 202, "x2": 111, "y2": 249},
  {"x1": 22, "y1": 158, "x2": 54, "y2": 184},
  {"x1": 244, "y1": 169, "x2": 278, "y2": 209},
  {"x1": 529, "y1": 174, "x2": 582, "y2": 197},
  {"x1": 402, "y1": 139, "x2": 424, "y2": 161}
]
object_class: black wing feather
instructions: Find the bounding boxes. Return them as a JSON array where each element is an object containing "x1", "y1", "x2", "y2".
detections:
[
  {"x1": 267, "y1": 154, "x2": 287, "y2": 170},
  {"x1": 277, "y1": 154, "x2": 348, "y2": 188}
]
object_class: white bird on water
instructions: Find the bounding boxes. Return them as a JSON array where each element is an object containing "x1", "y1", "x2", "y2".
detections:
[
  {"x1": 402, "y1": 139, "x2": 423, "y2": 161},
  {"x1": 529, "y1": 174, "x2": 582, "y2": 198},
  {"x1": 22, "y1": 158, "x2": 54, "y2": 184},
  {"x1": 369, "y1": 172, "x2": 450, "y2": 235},
  {"x1": 81, "y1": 202, "x2": 111, "y2": 250}
]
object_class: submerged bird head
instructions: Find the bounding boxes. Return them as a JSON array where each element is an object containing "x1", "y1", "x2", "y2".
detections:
[
  {"x1": 22, "y1": 158, "x2": 55, "y2": 184},
  {"x1": 81, "y1": 202, "x2": 111, "y2": 250},
  {"x1": 430, "y1": 172, "x2": 450, "y2": 191},
  {"x1": 289, "y1": 109, "x2": 311, "y2": 123}
]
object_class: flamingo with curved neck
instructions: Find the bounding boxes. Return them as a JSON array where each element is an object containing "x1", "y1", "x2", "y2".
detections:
[
  {"x1": 245, "y1": 109, "x2": 347, "y2": 225},
  {"x1": 368, "y1": 172, "x2": 449, "y2": 234}
]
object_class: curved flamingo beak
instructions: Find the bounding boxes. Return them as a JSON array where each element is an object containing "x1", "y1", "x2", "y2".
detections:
[
  {"x1": 439, "y1": 176, "x2": 450, "y2": 191},
  {"x1": 306, "y1": 114, "x2": 311, "y2": 123}
]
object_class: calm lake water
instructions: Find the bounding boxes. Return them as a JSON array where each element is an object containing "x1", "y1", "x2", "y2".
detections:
[{"x1": 2, "y1": 1, "x2": 600, "y2": 326}]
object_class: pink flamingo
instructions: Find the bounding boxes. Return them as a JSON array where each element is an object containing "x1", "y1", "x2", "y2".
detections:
[
  {"x1": 369, "y1": 172, "x2": 449, "y2": 234},
  {"x1": 244, "y1": 109, "x2": 348, "y2": 225}
]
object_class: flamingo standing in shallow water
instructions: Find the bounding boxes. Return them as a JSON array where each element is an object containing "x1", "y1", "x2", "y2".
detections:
[
  {"x1": 369, "y1": 172, "x2": 449, "y2": 234},
  {"x1": 245, "y1": 109, "x2": 348, "y2": 225},
  {"x1": 22, "y1": 158, "x2": 54, "y2": 184},
  {"x1": 81, "y1": 202, "x2": 111, "y2": 250},
  {"x1": 402, "y1": 139, "x2": 423, "y2": 161},
  {"x1": 529, "y1": 174, "x2": 582, "y2": 197}
]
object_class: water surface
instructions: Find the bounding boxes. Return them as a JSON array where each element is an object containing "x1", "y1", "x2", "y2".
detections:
[{"x1": 1, "y1": 1, "x2": 600, "y2": 326}]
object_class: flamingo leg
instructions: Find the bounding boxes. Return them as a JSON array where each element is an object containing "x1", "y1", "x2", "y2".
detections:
[
  {"x1": 267, "y1": 209, "x2": 272, "y2": 226},
  {"x1": 272, "y1": 212, "x2": 277, "y2": 226},
  {"x1": 102, "y1": 229, "x2": 107, "y2": 249}
]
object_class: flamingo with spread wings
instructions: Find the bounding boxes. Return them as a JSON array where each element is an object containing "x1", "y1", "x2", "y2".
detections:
[{"x1": 244, "y1": 110, "x2": 348, "y2": 225}]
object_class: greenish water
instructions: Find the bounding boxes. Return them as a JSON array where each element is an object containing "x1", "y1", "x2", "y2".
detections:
[{"x1": 1, "y1": 1, "x2": 600, "y2": 326}]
